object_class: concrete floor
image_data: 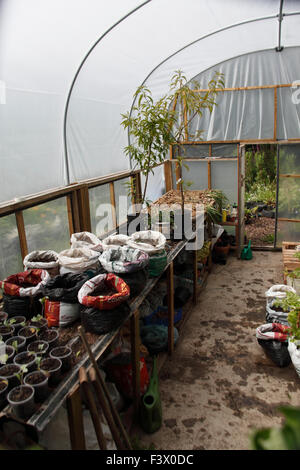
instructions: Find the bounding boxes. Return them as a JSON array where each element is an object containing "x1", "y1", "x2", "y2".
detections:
[{"x1": 134, "y1": 251, "x2": 299, "y2": 450}]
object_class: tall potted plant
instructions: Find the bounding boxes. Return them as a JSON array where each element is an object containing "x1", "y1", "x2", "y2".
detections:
[{"x1": 121, "y1": 70, "x2": 225, "y2": 229}]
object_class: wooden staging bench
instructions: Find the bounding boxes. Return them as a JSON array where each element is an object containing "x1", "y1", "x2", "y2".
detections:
[
  {"x1": 0, "y1": 236, "x2": 207, "y2": 449},
  {"x1": 282, "y1": 241, "x2": 300, "y2": 282}
]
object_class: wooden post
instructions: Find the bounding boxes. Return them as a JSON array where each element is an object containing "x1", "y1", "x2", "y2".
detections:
[
  {"x1": 15, "y1": 210, "x2": 28, "y2": 260},
  {"x1": 77, "y1": 185, "x2": 91, "y2": 232},
  {"x1": 130, "y1": 310, "x2": 141, "y2": 419},
  {"x1": 66, "y1": 384, "x2": 86, "y2": 450},
  {"x1": 164, "y1": 160, "x2": 173, "y2": 192},
  {"x1": 109, "y1": 182, "x2": 117, "y2": 229},
  {"x1": 167, "y1": 261, "x2": 175, "y2": 355},
  {"x1": 66, "y1": 194, "x2": 75, "y2": 236}
]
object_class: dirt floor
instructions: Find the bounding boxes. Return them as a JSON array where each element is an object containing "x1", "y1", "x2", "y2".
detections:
[{"x1": 133, "y1": 251, "x2": 299, "y2": 450}]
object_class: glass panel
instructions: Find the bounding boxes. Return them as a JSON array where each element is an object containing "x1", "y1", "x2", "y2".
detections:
[
  {"x1": 181, "y1": 161, "x2": 208, "y2": 190},
  {"x1": 173, "y1": 144, "x2": 210, "y2": 158},
  {"x1": 276, "y1": 221, "x2": 300, "y2": 247},
  {"x1": 211, "y1": 144, "x2": 238, "y2": 158},
  {"x1": 23, "y1": 198, "x2": 70, "y2": 254},
  {"x1": 279, "y1": 144, "x2": 300, "y2": 175},
  {"x1": 0, "y1": 215, "x2": 23, "y2": 279},
  {"x1": 278, "y1": 177, "x2": 300, "y2": 220},
  {"x1": 113, "y1": 178, "x2": 132, "y2": 225},
  {"x1": 211, "y1": 161, "x2": 238, "y2": 205},
  {"x1": 171, "y1": 161, "x2": 208, "y2": 191},
  {"x1": 89, "y1": 184, "x2": 113, "y2": 238}
]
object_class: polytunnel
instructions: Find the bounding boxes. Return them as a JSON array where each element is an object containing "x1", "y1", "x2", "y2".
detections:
[{"x1": 1, "y1": 0, "x2": 300, "y2": 452}]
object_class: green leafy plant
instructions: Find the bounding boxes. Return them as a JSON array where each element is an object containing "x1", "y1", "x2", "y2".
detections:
[
  {"x1": 286, "y1": 267, "x2": 300, "y2": 279},
  {"x1": 15, "y1": 365, "x2": 29, "y2": 385},
  {"x1": 121, "y1": 69, "x2": 225, "y2": 206},
  {"x1": 251, "y1": 406, "x2": 300, "y2": 450},
  {"x1": 273, "y1": 292, "x2": 300, "y2": 343}
]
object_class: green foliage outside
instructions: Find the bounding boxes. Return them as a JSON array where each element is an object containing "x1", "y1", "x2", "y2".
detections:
[{"x1": 245, "y1": 145, "x2": 277, "y2": 205}]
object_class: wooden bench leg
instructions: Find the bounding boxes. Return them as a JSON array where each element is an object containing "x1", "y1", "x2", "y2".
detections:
[{"x1": 66, "y1": 384, "x2": 86, "y2": 450}]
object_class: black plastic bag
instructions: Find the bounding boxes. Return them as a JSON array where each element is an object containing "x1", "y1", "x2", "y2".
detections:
[
  {"x1": 41, "y1": 272, "x2": 89, "y2": 303},
  {"x1": 80, "y1": 302, "x2": 130, "y2": 335},
  {"x1": 2, "y1": 293, "x2": 42, "y2": 319},
  {"x1": 257, "y1": 338, "x2": 291, "y2": 368},
  {"x1": 118, "y1": 268, "x2": 149, "y2": 297}
]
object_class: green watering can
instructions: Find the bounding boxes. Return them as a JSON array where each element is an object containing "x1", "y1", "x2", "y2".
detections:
[
  {"x1": 241, "y1": 239, "x2": 253, "y2": 260},
  {"x1": 139, "y1": 356, "x2": 162, "y2": 433}
]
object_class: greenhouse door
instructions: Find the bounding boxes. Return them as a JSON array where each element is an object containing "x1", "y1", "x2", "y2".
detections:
[{"x1": 275, "y1": 143, "x2": 300, "y2": 247}]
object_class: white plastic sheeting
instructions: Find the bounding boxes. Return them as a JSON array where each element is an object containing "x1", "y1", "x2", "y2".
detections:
[{"x1": 0, "y1": 0, "x2": 300, "y2": 203}]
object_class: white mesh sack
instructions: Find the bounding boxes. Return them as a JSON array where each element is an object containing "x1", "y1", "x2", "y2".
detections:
[
  {"x1": 23, "y1": 250, "x2": 60, "y2": 277},
  {"x1": 58, "y1": 247, "x2": 100, "y2": 274},
  {"x1": 70, "y1": 231, "x2": 103, "y2": 253},
  {"x1": 101, "y1": 234, "x2": 130, "y2": 251},
  {"x1": 127, "y1": 230, "x2": 166, "y2": 255},
  {"x1": 265, "y1": 284, "x2": 296, "y2": 306}
]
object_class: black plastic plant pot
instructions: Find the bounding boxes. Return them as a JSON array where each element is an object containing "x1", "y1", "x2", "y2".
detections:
[
  {"x1": 6, "y1": 316, "x2": 26, "y2": 333},
  {"x1": 18, "y1": 326, "x2": 37, "y2": 345},
  {"x1": 27, "y1": 340, "x2": 49, "y2": 357},
  {"x1": 40, "y1": 357, "x2": 62, "y2": 387},
  {"x1": 0, "y1": 312, "x2": 8, "y2": 324},
  {"x1": 0, "y1": 378, "x2": 8, "y2": 409},
  {"x1": 0, "y1": 344, "x2": 16, "y2": 364},
  {"x1": 7, "y1": 384, "x2": 35, "y2": 420},
  {"x1": 0, "y1": 325, "x2": 15, "y2": 342},
  {"x1": 0, "y1": 363, "x2": 21, "y2": 392},
  {"x1": 50, "y1": 346, "x2": 72, "y2": 373},
  {"x1": 28, "y1": 317, "x2": 48, "y2": 333},
  {"x1": 24, "y1": 370, "x2": 49, "y2": 403},
  {"x1": 5, "y1": 336, "x2": 26, "y2": 354},
  {"x1": 14, "y1": 351, "x2": 37, "y2": 373},
  {"x1": 37, "y1": 328, "x2": 59, "y2": 350}
]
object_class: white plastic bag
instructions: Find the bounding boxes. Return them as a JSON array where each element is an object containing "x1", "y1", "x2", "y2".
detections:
[
  {"x1": 70, "y1": 231, "x2": 103, "y2": 253},
  {"x1": 58, "y1": 247, "x2": 100, "y2": 274},
  {"x1": 127, "y1": 230, "x2": 166, "y2": 255},
  {"x1": 23, "y1": 250, "x2": 60, "y2": 277},
  {"x1": 288, "y1": 340, "x2": 300, "y2": 377},
  {"x1": 101, "y1": 234, "x2": 130, "y2": 251},
  {"x1": 44, "y1": 299, "x2": 80, "y2": 327},
  {"x1": 265, "y1": 284, "x2": 296, "y2": 306},
  {"x1": 266, "y1": 301, "x2": 289, "y2": 326}
]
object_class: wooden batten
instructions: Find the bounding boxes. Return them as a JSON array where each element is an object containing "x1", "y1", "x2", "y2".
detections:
[
  {"x1": 164, "y1": 160, "x2": 173, "y2": 192},
  {"x1": 15, "y1": 210, "x2": 28, "y2": 260},
  {"x1": 109, "y1": 182, "x2": 117, "y2": 229},
  {"x1": 77, "y1": 185, "x2": 91, "y2": 233}
]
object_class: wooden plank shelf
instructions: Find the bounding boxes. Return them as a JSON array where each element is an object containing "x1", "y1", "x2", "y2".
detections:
[{"x1": 282, "y1": 241, "x2": 300, "y2": 282}]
